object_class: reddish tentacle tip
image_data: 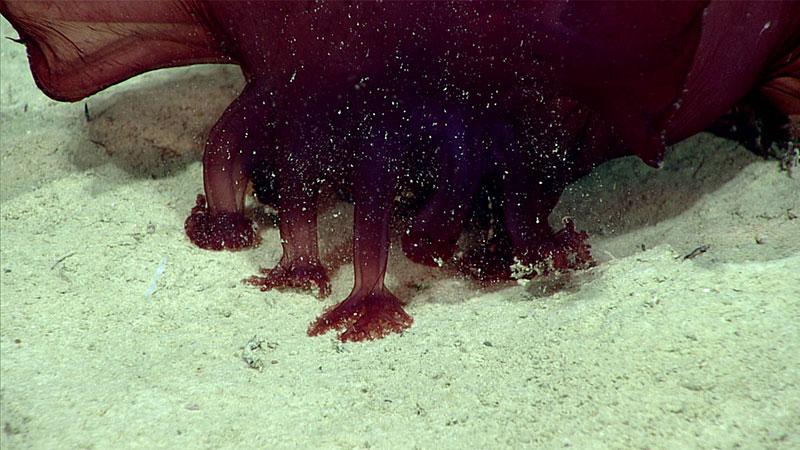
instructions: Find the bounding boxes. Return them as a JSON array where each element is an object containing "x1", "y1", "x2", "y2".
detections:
[
  {"x1": 243, "y1": 263, "x2": 331, "y2": 298},
  {"x1": 308, "y1": 290, "x2": 413, "y2": 342},
  {"x1": 458, "y1": 218, "x2": 594, "y2": 281},
  {"x1": 517, "y1": 218, "x2": 595, "y2": 277},
  {"x1": 185, "y1": 194, "x2": 258, "y2": 251},
  {"x1": 552, "y1": 218, "x2": 595, "y2": 271}
]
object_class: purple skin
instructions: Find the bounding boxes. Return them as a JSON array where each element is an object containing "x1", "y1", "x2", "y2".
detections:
[{"x1": 2, "y1": 1, "x2": 798, "y2": 341}]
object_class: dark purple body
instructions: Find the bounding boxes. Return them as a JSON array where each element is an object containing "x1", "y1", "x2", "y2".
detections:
[{"x1": 2, "y1": 1, "x2": 798, "y2": 341}]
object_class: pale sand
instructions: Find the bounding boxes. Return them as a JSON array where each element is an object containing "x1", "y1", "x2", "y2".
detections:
[{"x1": 1, "y1": 18, "x2": 798, "y2": 449}]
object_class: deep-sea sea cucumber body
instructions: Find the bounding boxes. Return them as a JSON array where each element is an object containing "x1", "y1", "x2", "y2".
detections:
[{"x1": 1, "y1": 1, "x2": 798, "y2": 341}]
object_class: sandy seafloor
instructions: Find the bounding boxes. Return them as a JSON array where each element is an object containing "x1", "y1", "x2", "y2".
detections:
[{"x1": 1, "y1": 19, "x2": 798, "y2": 450}]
